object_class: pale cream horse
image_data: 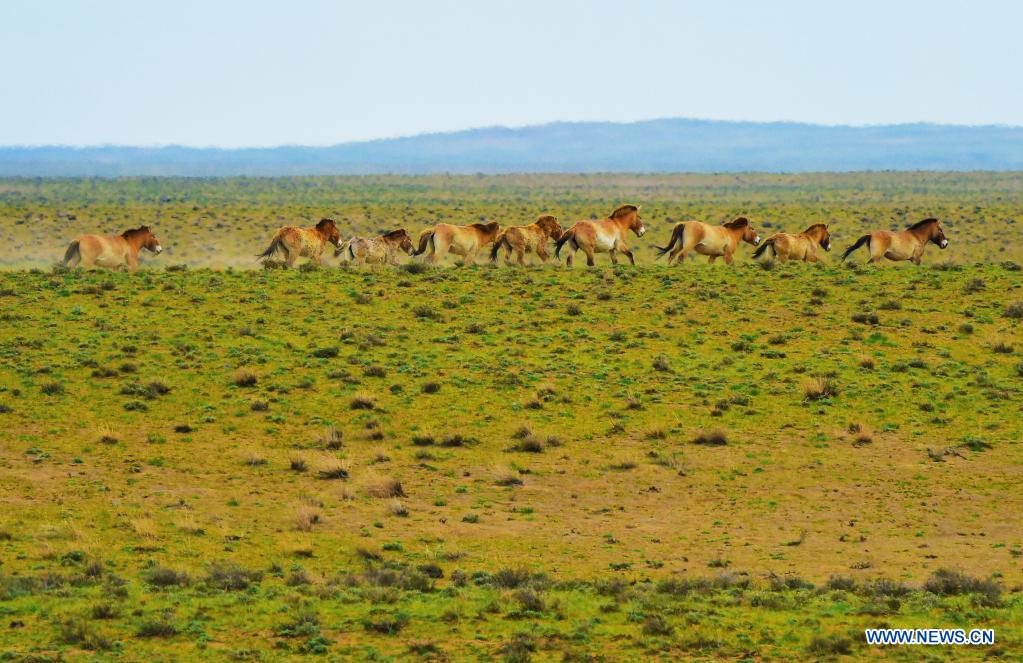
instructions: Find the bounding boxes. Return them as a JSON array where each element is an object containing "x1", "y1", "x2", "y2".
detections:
[{"x1": 554, "y1": 205, "x2": 646, "y2": 267}]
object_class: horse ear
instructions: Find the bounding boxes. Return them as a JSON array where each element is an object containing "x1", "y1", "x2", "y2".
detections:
[{"x1": 635, "y1": 206, "x2": 642, "y2": 213}]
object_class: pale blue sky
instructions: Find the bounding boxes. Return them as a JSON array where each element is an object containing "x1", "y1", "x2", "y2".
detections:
[{"x1": 2, "y1": 0, "x2": 1020, "y2": 147}]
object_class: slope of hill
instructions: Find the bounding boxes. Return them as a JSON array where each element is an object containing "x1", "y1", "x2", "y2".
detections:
[{"x1": 2, "y1": 119, "x2": 1023, "y2": 175}]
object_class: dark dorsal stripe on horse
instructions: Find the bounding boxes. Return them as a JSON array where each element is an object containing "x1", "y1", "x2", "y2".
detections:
[
  {"x1": 122, "y1": 226, "x2": 151, "y2": 239},
  {"x1": 609, "y1": 204, "x2": 639, "y2": 219},
  {"x1": 907, "y1": 218, "x2": 939, "y2": 230}
]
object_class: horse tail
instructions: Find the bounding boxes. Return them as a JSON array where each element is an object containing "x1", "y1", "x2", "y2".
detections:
[
  {"x1": 752, "y1": 238, "x2": 775, "y2": 260},
  {"x1": 655, "y1": 223, "x2": 685, "y2": 258},
  {"x1": 257, "y1": 230, "x2": 284, "y2": 260},
  {"x1": 63, "y1": 240, "x2": 80, "y2": 264},
  {"x1": 554, "y1": 229, "x2": 576, "y2": 259},
  {"x1": 842, "y1": 234, "x2": 871, "y2": 261},
  {"x1": 413, "y1": 230, "x2": 434, "y2": 257},
  {"x1": 489, "y1": 233, "x2": 510, "y2": 262},
  {"x1": 335, "y1": 238, "x2": 353, "y2": 261}
]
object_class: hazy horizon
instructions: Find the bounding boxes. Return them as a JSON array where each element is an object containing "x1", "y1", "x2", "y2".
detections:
[
  {"x1": 2, "y1": 0, "x2": 1021, "y2": 148},
  {"x1": 5, "y1": 116, "x2": 1023, "y2": 150}
]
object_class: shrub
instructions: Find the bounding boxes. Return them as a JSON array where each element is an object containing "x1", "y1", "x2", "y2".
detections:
[
  {"x1": 824, "y1": 575, "x2": 857, "y2": 592},
  {"x1": 641, "y1": 613, "x2": 674, "y2": 636},
  {"x1": 350, "y1": 395, "x2": 375, "y2": 410},
  {"x1": 363, "y1": 612, "x2": 409, "y2": 634},
  {"x1": 413, "y1": 305, "x2": 439, "y2": 320},
  {"x1": 232, "y1": 370, "x2": 258, "y2": 387},
  {"x1": 60, "y1": 617, "x2": 112, "y2": 650},
  {"x1": 803, "y1": 376, "x2": 839, "y2": 401},
  {"x1": 136, "y1": 619, "x2": 178, "y2": 638},
  {"x1": 366, "y1": 476, "x2": 405, "y2": 498},
  {"x1": 807, "y1": 634, "x2": 853, "y2": 656},
  {"x1": 691, "y1": 430, "x2": 727, "y2": 446},
  {"x1": 1004, "y1": 302, "x2": 1023, "y2": 319},
  {"x1": 923, "y1": 569, "x2": 1001, "y2": 604},
  {"x1": 146, "y1": 566, "x2": 190, "y2": 587},
  {"x1": 513, "y1": 588, "x2": 545, "y2": 613},
  {"x1": 206, "y1": 562, "x2": 263, "y2": 591},
  {"x1": 317, "y1": 457, "x2": 350, "y2": 480},
  {"x1": 40, "y1": 382, "x2": 65, "y2": 396},
  {"x1": 401, "y1": 262, "x2": 429, "y2": 274}
]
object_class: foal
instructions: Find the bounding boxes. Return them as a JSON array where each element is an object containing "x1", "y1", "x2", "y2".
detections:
[{"x1": 752, "y1": 223, "x2": 832, "y2": 262}]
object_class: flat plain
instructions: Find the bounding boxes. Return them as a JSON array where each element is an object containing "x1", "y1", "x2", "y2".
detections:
[{"x1": 0, "y1": 174, "x2": 1021, "y2": 661}]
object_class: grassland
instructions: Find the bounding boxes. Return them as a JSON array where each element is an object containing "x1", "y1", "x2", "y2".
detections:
[{"x1": 1, "y1": 174, "x2": 1022, "y2": 660}]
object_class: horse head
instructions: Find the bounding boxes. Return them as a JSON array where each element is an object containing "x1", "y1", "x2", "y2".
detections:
[
  {"x1": 726, "y1": 217, "x2": 760, "y2": 246},
  {"x1": 316, "y1": 218, "x2": 342, "y2": 247},
  {"x1": 610, "y1": 204, "x2": 645, "y2": 237},
  {"x1": 386, "y1": 229, "x2": 415, "y2": 255},
  {"x1": 930, "y1": 221, "x2": 949, "y2": 249},
  {"x1": 537, "y1": 215, "x2": 563, "y2": 241},
  {"x1": 807, "y1": 224, "x2": 832, "y2": 251},
  {"x1": 125, "y1": 225, "x2": 163, "y2": 254}
]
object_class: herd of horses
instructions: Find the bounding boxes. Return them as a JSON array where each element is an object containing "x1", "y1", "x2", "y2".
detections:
[{"x1": 62, "y1": 204, "x2": 950, "y2": 271}]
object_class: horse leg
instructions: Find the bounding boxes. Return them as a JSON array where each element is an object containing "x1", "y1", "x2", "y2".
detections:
[
  {"x1": 536, "y1": 246, "x2": 549, "y2": 263},
  {"x1": 608, "y1": 248, "x2": 619, "y2": 265},
  {"x1": 723, "y1": 250, "x2": 735, "y2": 265},
  {"x1": 707, "y1": 255, "x2": 717, "y2": 264},
  {"x1": 582, "y1": 246, "x2": 596, "y2": 267},
  {"x1": 127, "y1": 253, "x2": 139, "y2": 272},
  {"x1": 429, "y1": 241, "x2": 446, "y2": 264},
  {"x1": 621, "y1": 248, "x2": 636, "y2": 265}
]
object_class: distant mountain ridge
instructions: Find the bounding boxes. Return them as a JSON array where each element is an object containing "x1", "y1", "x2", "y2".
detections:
[{"x1": 2, "y1": 118, "x2": 1022, "y2": 176}]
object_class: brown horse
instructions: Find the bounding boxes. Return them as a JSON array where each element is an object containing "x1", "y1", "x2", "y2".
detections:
[
  {"x1": 655, "y1": 218, "x2": 761, "y2": 265},
  {"x1": 752, "y1": 223, "x2": 832, "y2": 262},
  {"x1": 413, "y1": 222, "x2": 502, "y2": 263},
  {"x1": 489, "y1": 215, "x2": 564, "y2": 265},
  {"x1": 842, "y1": 218, "x2": 948, "y2": 264},
  {"x1": 64, "y1": 226, "x2": 163, "y2": 271},
  {"x1": 336, "y1": 229, "x2": 415, "y2": 266},
  {"x1": 554, "y1": 205, "x2": 646, "y2": 267},
  {"x1": 257, "y1": 218, "x2": 341, "y2": 267}
]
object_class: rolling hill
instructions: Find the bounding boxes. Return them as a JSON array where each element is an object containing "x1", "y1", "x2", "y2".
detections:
[{"x1": 2, "y1": 118, "x2": 1022, "y2": 176}]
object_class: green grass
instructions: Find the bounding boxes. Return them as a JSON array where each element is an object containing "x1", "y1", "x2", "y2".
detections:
[{"x1": 1, "y1": 174, "x2": 1022, "y2": 659}]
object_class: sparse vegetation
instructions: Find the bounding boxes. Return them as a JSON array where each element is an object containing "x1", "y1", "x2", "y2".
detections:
[{"x1": 1, "y1": 174, "x2": 1021, "y2": 660}]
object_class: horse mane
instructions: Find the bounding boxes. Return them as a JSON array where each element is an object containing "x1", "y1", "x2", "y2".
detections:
[
  {"x1": 316, "y1": 218, "x2": 337, "y2": 231},
  {"x1": 536, "y1": 214, "x2": 558, "y2": 224},
  {"x1": 609, "y1": 204, "x2": 639, "y2": 219},
  {"x1": 121, "y1": 225, "x2": 150, "y2": 239},
  {"x1": 471, "y1": 222, "x2": 500, "y2": 232},
  {"x1": 803, "y1": 223, "x2": 828, "y2": 234},
  {"x1": 723, "y1": 217, "x2": 750, "y2": 229},
  {"x1": 383, "y1": 228, "x2": 408, "y2": 239},
  {"x1": 907, "y1": 218, "x2": 939, "y2": 230}
]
